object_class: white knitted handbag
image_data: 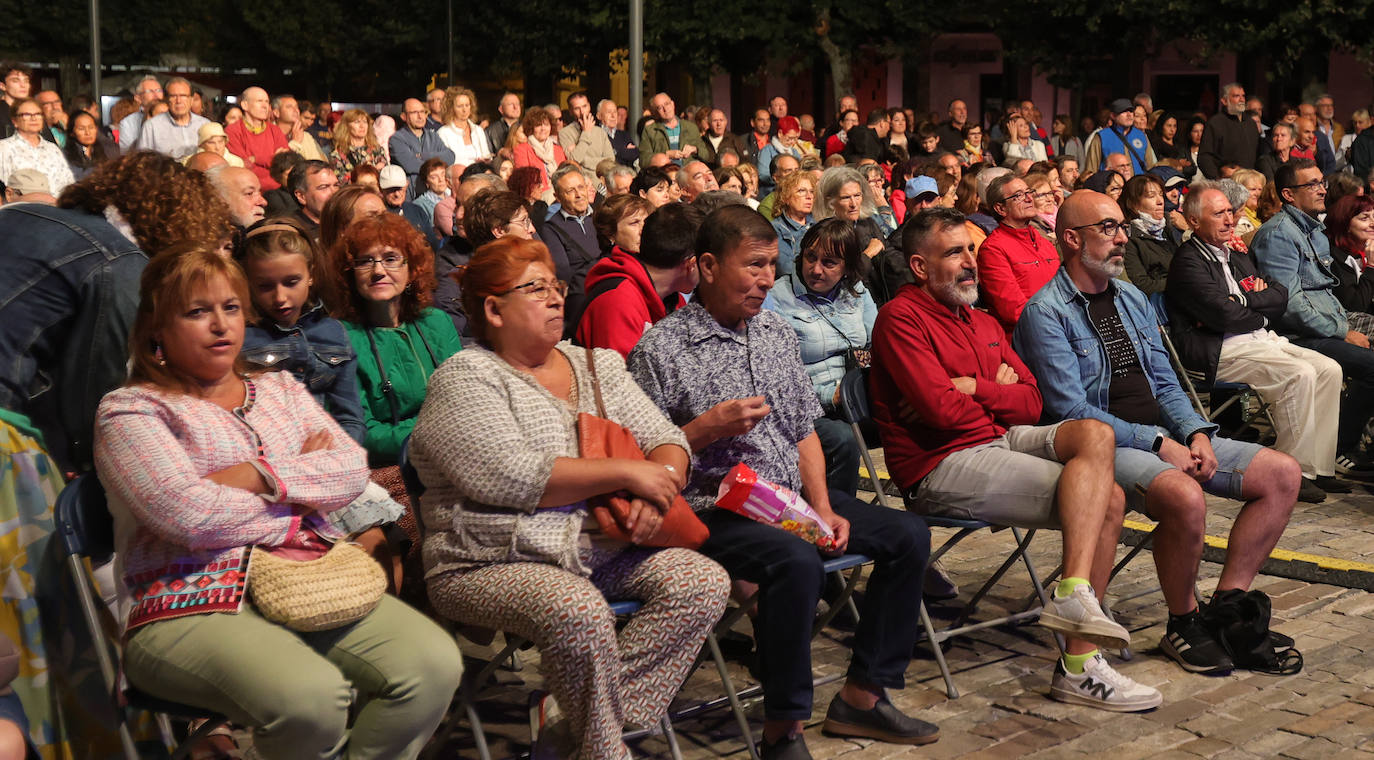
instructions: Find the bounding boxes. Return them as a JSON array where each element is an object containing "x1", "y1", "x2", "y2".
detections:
[{"x1": 249, "y1": 542, "x2": 387, "y2": 632}]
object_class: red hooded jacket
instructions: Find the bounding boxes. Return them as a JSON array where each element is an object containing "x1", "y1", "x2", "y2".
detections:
[{"x1": 574, "y1": 247, "x2": 684, "y2": 358}]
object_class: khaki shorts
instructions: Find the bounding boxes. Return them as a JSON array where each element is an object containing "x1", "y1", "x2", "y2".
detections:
[{"x1": 907, "y1": 423, "x2": 1067, "y2": 529}]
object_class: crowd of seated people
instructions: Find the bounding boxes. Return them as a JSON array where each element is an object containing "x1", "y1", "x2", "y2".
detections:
[{"x1": 4, "y1": 67, "x2": 1374, "y2": 758}]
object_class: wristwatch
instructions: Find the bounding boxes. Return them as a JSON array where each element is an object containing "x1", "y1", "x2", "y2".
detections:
[{"x1": 1151, "y1": 431, "x2": 1165, "y2": 453}]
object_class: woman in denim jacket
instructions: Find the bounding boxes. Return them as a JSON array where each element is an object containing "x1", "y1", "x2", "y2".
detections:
[
  {"x1": 237, "y1": 219, "x2": 366, "y2": 445},
  {"x1": 764, "y1": 219, "x2": 877, "y2": 496},
  {"x1": 770, "y1": 170, "x2": 817, "y2": 277}
]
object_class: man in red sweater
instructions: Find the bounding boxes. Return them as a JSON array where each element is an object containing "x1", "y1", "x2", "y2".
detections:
[
  {"x1": 977, "y1": 174, "x2": 1061, "y2": 334},
  {"x1": 226, "y1": 86, "x2": 289, "y2": 190},
  {"x1": 870, "y1": 207, "x2": 1162, "y2": 713}
]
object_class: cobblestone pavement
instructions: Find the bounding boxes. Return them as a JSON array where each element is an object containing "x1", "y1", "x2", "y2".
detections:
[{"x1": 428, "y1": 470, "x2": 1374, "y2": 759}]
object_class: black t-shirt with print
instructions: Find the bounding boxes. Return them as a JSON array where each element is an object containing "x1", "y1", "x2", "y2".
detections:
[{"x1": 1085, "y1": 289, "x2": 1160, "y2": 426}]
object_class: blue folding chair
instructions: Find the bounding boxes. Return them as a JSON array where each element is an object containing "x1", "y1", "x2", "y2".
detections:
[
  {"x1": 53, "y1": 474, "x2": 229, "y2": 760},
  {"x1": 398, "y1": 439, "x2": 683, "y2": 760},
  {"x1": 837, "y1": 368, "x2": 1057, "y2": 698}
]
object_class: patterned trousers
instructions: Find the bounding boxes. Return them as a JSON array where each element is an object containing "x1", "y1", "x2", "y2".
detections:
[{"x1": 428, "y1": 547, "x2": 729, "y2": 760}]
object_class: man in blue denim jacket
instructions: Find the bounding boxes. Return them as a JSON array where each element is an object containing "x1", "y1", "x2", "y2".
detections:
[
  {"x1": 1251, "y1": 158, "x2": 1374, "y2": 478},
  {"x1": 1015, "y1": 190, "x2": 1301, "y2": 676}
]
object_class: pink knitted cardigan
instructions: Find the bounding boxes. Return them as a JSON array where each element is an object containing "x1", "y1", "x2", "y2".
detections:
[{"x1": 94, "y1": 372, "x2": 369, "y2": 632}]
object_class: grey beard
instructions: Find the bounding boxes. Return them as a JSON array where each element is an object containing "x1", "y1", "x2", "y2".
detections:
[
  {"x1": 1083, "y1": 252, "x2": 1125, "y2": 279},
  {"x1": 937, "y1": 279, "x2": 979, "y2": 307}
]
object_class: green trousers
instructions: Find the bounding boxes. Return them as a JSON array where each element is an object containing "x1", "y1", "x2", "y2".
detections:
[{"x1": 124, "y1": 595, "x2": 462, "y2": 760}]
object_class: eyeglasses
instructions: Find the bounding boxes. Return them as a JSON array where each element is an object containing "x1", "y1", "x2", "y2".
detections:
[
  {"x1": 1283, "y1": 179, "x2": 1326, "y2": 193},
  {"x1": 1070, "y1": 219, "x2": 1124, "y2": 238},
  {"x1": 1002, "y1": 189, "x2": 1035, "y2": 205},
  {"x1": 506, "y1": 215, "x2": 535, "y2": 230},
  {"x1": 1033, "y1": 191, "x2": 1057, "y2": 202},
  {"x1": 499, "y1": 278, "x2": 568, "y2": 301},
  {"x1": 351, "y1": 253, "x2": 407, "y2": 271},
  {"x1": 13, "y1": 112, "x2": 41, "y2": 119}
]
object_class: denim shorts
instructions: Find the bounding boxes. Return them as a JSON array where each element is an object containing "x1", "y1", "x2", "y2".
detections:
[{"x1": 1115, "y1": 436, "x2": 1262, "y2": 513}]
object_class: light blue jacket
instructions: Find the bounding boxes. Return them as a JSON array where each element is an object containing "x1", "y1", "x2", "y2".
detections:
[
  {"x1": 772, "y1": 214, "x2": 812, "y2": 277},
  {"x1": 1251, "y1": 204, "x2": 1348, "y2": 340},
  {"x1": 1012, "y1": 267, "x2": 1216, "y2": 451},
  {"x1": 757, "y1": 142, "x2": 802, "y2": 194},
  {"x1": 763, "y1": 274, "x2": 876, "y2": 409}
]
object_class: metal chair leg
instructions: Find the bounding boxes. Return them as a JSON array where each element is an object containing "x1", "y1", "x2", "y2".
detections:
[
  {"x1": 660, "y1": 716, "x2": 684, "y2": 760},
  {"x1": 919, "y1": 601, "x2": 959, "y2": 699},
  {"x1": 705, "y1": 632, "x2": 760, "y2": 760}
]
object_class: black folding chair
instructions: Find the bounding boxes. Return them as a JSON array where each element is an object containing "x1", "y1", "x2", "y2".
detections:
[{"x1": 53, "y1": 474, "x2": 228, "y2": 760}]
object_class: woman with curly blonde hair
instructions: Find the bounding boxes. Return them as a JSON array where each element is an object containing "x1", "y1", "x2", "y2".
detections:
[
  {"x1": 0, "y1": 151, "x2": 231, "y2": 756},
  {"x1": 436, "y1": 87, "x2": 493, "y2": 167},
  {"x1": 330, "y1": 108, "x2": 388, "y2": 183}
]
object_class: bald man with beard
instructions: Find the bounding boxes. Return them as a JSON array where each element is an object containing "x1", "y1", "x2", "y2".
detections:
[{"x1": 1014, "y1": 190, "x2": 1301, "y2": 677}]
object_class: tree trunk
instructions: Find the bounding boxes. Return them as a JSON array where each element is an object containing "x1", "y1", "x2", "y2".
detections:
[{"x1": 815, "y1": 9, "x2": 851, "y2": 112}]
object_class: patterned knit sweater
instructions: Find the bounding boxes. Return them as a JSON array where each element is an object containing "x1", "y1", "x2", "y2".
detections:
[
  {"x1": 94, "y1": 372, "x2": 369, "y2": 632},
  {"x1": 411, "y1": 342, "x2": 689, "y2": 579}
]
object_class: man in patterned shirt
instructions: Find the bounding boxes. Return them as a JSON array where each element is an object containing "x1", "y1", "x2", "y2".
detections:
[{"x1": 628, "y1": 205, "x2": 939, "y2": 760}]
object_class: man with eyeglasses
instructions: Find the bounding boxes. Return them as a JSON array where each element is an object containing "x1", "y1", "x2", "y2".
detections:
[
  {"x1": 976, "y1": 174, "x2": 1061, "y2": 335},
  {"x1": 1166, "y1": 184, "x2": 1344, "y2": 503},
  {"x1": 1014, "y1": 189, "x2": 1302, "y2": 677},
  {"x1": 117, "y1": 74, "x2": 164, "y2": 151},
  {"x1": 35, "y1": 91, "x2": 66, "y2": 148},
  {"x1": 388, "y1": 98, "x2": 453, "y2": 198},
  {"x1": 1253, "y1": 158, "x2": 1374, "y2": 479},
  {"x1": 135, "y1": 78, "x2": 209, "y2": 160}
]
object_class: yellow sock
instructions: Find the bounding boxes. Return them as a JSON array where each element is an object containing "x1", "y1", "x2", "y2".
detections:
[
  {"x1": 1062, "y1": 649, "x2": 1097, "y2": 674},
  {"x1": 1056, "y1": 577, "x2": 1090, "y2": 599}
]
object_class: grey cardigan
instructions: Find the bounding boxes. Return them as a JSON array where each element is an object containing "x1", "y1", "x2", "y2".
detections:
[{"x1": 411, "y1": 341, "x2": 689, "y2": 578}]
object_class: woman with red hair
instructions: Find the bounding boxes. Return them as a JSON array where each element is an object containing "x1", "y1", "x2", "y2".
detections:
[
  {"x1": 411, "y1": 235, "x2": 727, "y2": 759},
  {"x1": 1325, "y1": 193, "x2": 1374, "y2": 337},
  {"x1": 332, "y1": 213, "x2": 462, "y2": 467}
]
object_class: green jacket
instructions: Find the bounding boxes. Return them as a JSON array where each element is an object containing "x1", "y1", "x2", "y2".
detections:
[
  {"x1": 344, "y1": 307, "x2": 462, "y2": 467},
  {"x1": 639, "y1": 119, "x2": 707, "y2": 165}
]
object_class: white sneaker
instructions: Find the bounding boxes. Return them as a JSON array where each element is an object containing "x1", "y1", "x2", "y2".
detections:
[
  {"x1": 1050, "y1": 653, "x2": 1163, "y2": 712},
  {"x1": 1038, "y1": 583, "x2": 1131, "y2": 649}
]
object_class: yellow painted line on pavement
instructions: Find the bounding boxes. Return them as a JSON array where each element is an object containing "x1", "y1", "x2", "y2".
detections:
[{"x1": 861, "y1": 468, "x2": 1374, "y2": 576}]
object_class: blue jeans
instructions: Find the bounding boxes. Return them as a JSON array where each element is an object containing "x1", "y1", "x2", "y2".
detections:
[
  {"x1": 814, "y1": 415, "x2": 861, "y2": 498},
  {"x1": 697, "y1": 492, "x2": 930, "y2": 720},
  {"x1": 1291, "y1": 336, "x2": 1374, "y2": 453}
]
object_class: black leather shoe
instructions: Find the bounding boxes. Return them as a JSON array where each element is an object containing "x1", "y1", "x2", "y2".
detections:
[
  {"x1": 758, "y1": 732, "x2": 812, "y2": 760},
  {"x1": 822, "y1": 695, "x2": 940, "y2": 745}
]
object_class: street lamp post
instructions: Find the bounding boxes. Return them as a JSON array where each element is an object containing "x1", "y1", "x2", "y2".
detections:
[
  {"x1": 629, "y1": 0, "x2": 642, "y2": 127},
  {"x1": 89, "y1": 0, "x2": 101, "y2": 114}
]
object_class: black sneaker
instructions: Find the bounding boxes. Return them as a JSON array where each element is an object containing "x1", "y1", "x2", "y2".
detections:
[
  {"x1": 1336, "y1": 451, "x2": 1374, "y2": 480},
  {"x1": 1160, "y1": 611, "x2": 1234, "y2": 674},
  {"x1": 1313, "y1": 475, "x2": 1354, "y2": 494},
  {"x1": 758, "y1": 732, "x2": 812, "y2": 760},
  {"x1": 1297, "y1": 478, "x2": 1326, "y2": 503},
  {"x1": 822, "y1": 695, "x2": 940, "y2": 745}
]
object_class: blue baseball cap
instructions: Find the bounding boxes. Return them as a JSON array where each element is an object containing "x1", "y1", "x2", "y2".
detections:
[{"x1": 905, "y1": 175, "x2": 939, "y2": 198}]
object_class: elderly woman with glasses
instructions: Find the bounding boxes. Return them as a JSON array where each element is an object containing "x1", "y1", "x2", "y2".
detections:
[
  {"x1": 0, "y1": 97, "x2": 75, "y2": 195},
  {"x1": 411, "y1": 236, "x2": 728, "y2": 759},
  {"x1": 330, "y1": 212, "x2": 462, "y2": 468}
]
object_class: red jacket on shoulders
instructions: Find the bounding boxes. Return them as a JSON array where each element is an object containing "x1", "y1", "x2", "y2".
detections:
[
  {"x1": 870, "y1": 284, "x2": 1043, "y2": 488},
  {"x1": 976, "y1": 223, "x2": 1060, "y2": 334}
]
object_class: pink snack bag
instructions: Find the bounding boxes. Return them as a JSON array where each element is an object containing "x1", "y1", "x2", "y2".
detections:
[{"x1": 715, "y1": 463, "x2": 837, "y2": 550}]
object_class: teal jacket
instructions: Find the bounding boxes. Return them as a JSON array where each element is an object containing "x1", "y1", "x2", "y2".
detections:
[{"x1": 344, "y1": 307, "x2": 462, "y2": 467}]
